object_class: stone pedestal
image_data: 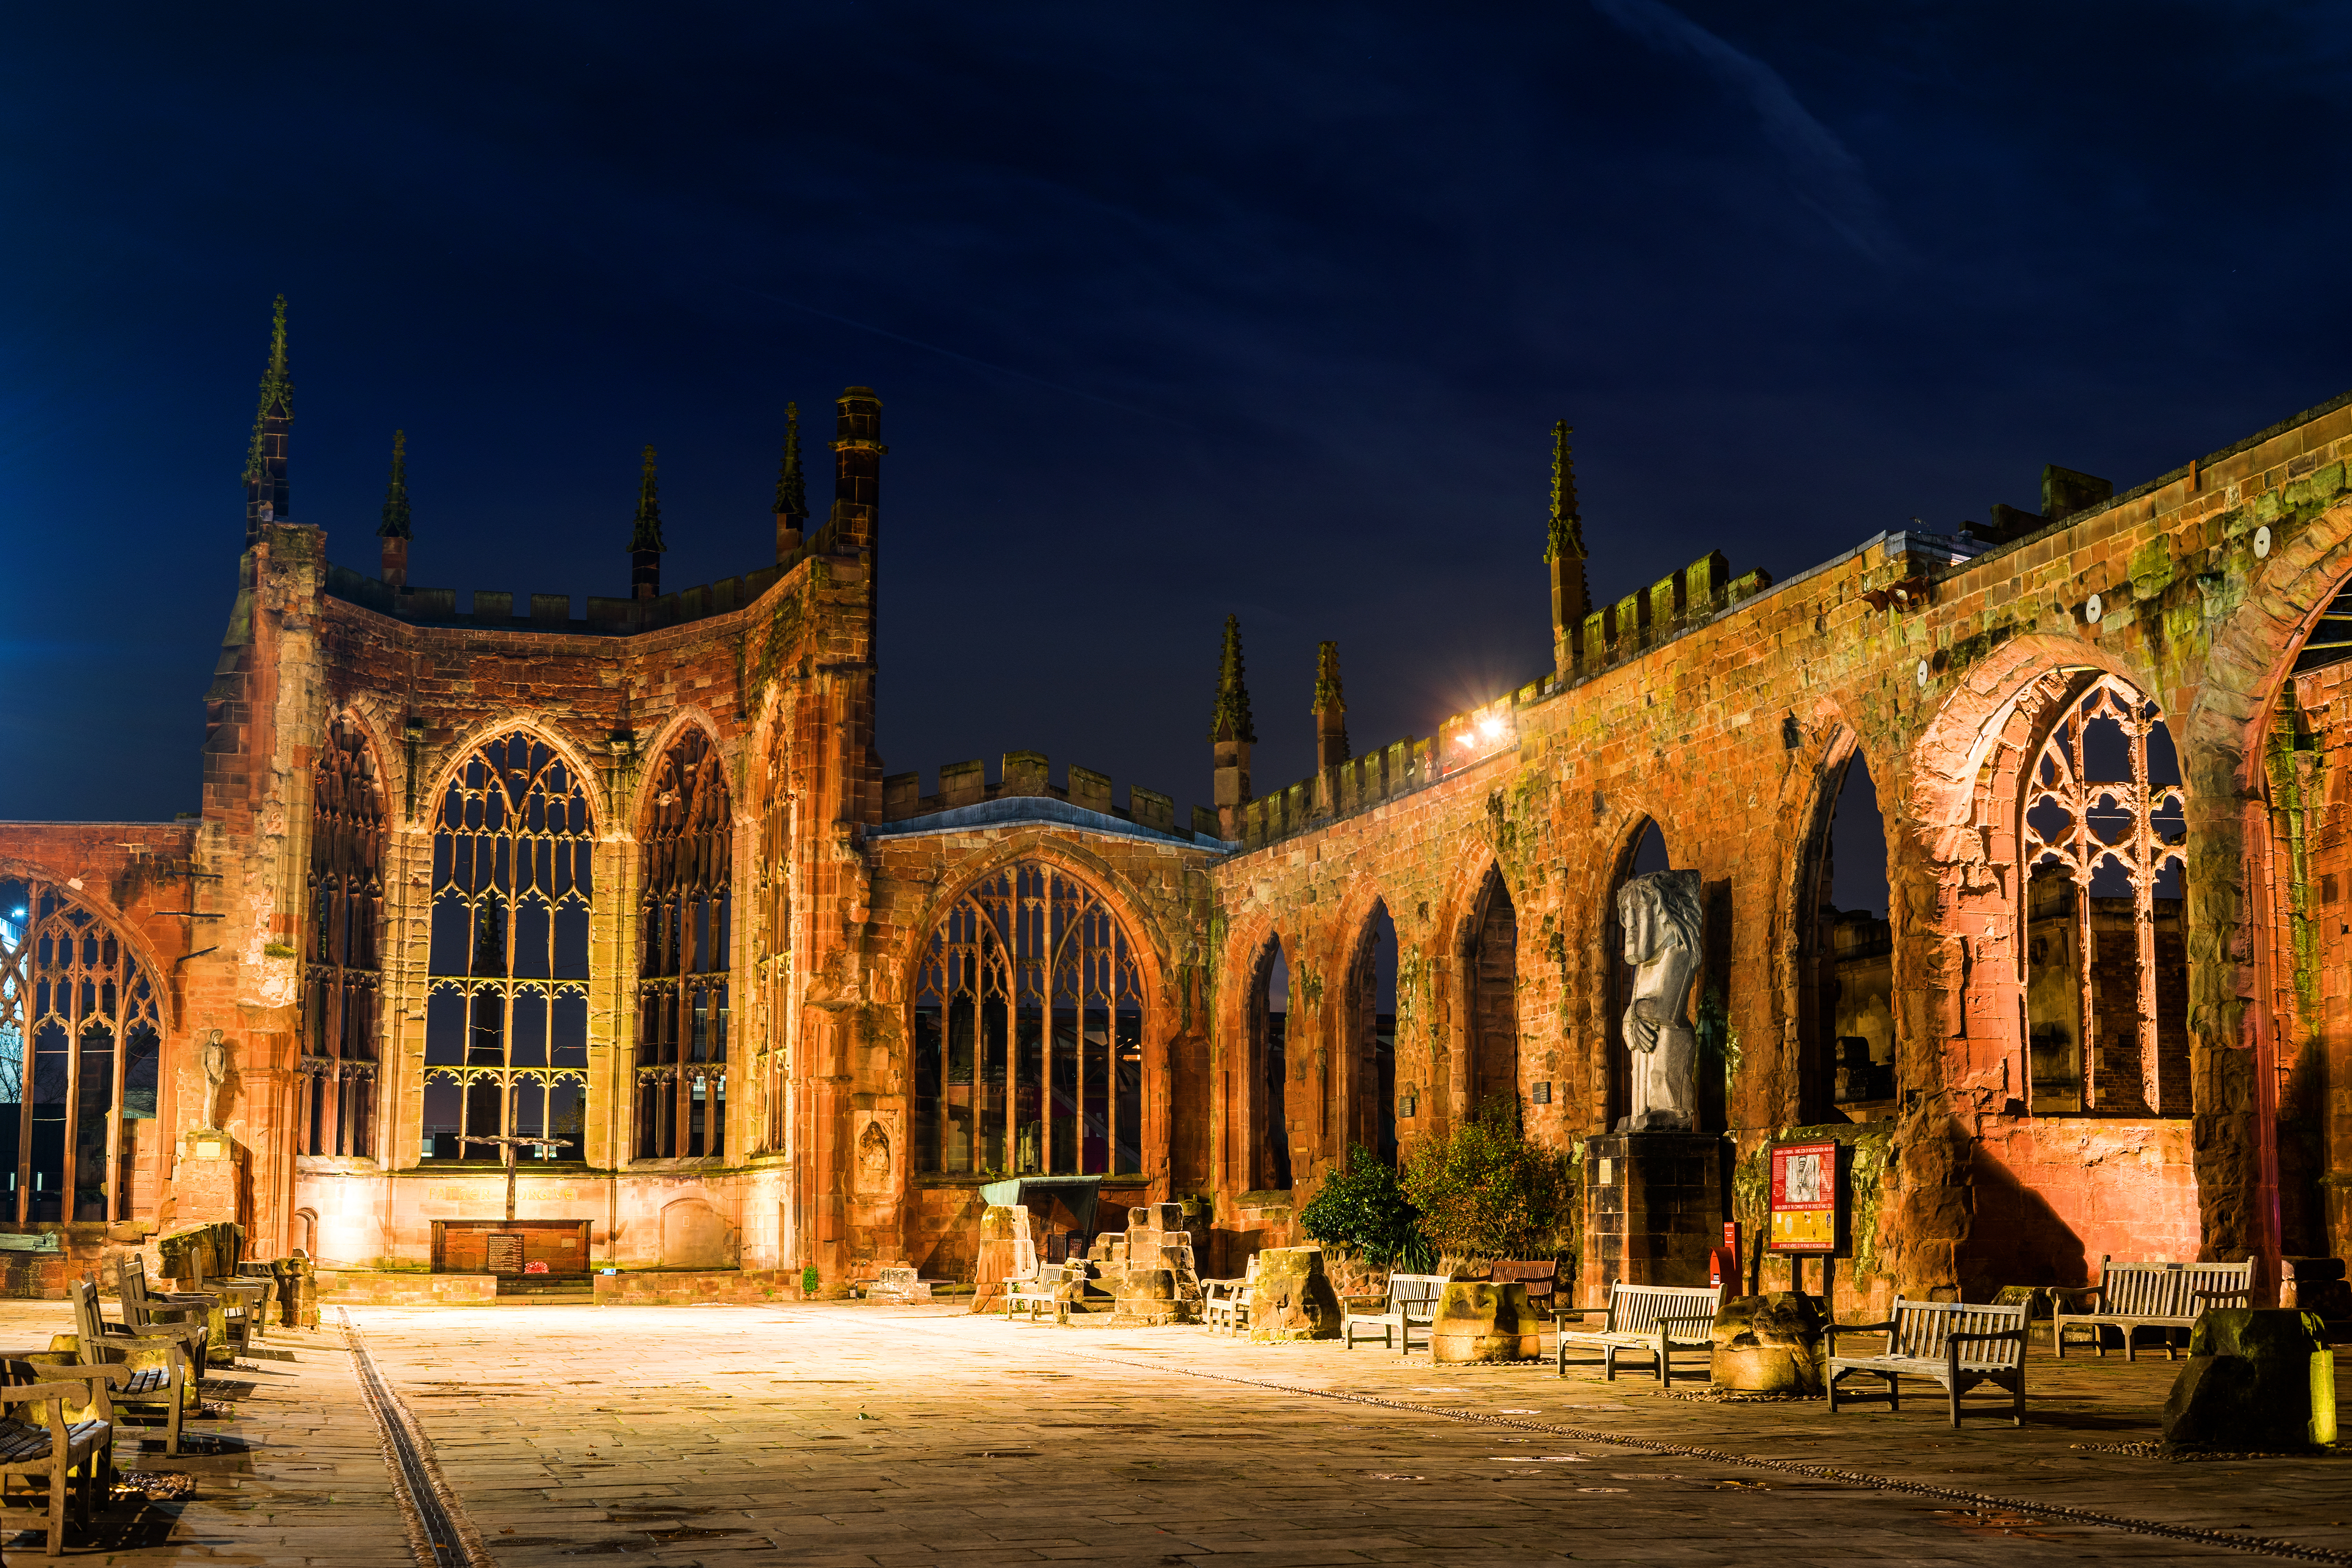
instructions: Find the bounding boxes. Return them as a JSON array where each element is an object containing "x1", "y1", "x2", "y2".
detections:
[
  {"x1": 1710, "y1": 1292, "x2": 1823, "y2": 1393},
  {"x1": 172, "y1": 1132, "x2": 247, "y2": 1229},
  {"x1": 1431, "y1": 1281, "x2": 1541, "y2": 1363},
  {"x1": 1249, "y1": 1247, "x2": 1342, "y2": 1340},
  {"x1": 2163, "y1": 1308, "x2": 2337, "y2": 1450},
  {"x1": 273, "y1": 1255, "x2": 320, "y2": 1328},
  {"x1": 1581, "y1": 1132, "x2": 1725, "y2": 1306},
  {"x1": 971, "y1": 1205, "x2": 1037, "y2": 1313}
]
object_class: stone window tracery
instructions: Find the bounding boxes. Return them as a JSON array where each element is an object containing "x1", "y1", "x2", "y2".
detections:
[
  {"x1": 913, "y1": 863, "x2": 1144, "y2": 1178},
  {"x1": 303, "y1": 714, "x2": 383, "y2": 1159},
  {"x1": 0, "y1": 881, "x2": 163, "y2": 1223},
  {"x1": 422, "y1": 733, "x2": 592, "y2": 1162},
  {"x1": 2021, "y1": 673, "x2": 2190, "y2": 1114},
  {"x1": 636, "y1": 729, "x2": 731, "y2": 1160}
]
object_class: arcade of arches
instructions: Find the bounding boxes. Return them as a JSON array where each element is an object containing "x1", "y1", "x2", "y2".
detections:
[{"x1": 10, "y1": 366, "x2": 2352, "y2": 1316}]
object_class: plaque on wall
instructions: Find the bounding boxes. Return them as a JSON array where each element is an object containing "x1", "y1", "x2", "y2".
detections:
[
  {"x1": 486, "y1": 1233, "x2": 525, "y2": 1274},
  {"x1": 1767, "y1": 1141, "x2": 1842, "y2": 1254}
]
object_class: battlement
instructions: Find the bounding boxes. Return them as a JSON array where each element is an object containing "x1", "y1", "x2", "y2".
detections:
[
  {"x1": 1565, "y1": 550, "x2": 1772, "y2": 679},
  {"x1": 323, "y1": 558, "x2": 812, "y2": 636},
  {"x1": 1229, "y1": 529, "x2": 1993, "y2": 857},
  {"x1": 321, "y1": 511, "x2": 872, "y2": 636},
  {"x1": 880, "y1": 752, "x2": 1216, "y2": 846}
]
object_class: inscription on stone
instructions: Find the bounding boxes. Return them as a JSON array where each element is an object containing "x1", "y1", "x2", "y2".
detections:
[{"x1": 487, "y1": 1234, "x2": 525, "y2": 1274}]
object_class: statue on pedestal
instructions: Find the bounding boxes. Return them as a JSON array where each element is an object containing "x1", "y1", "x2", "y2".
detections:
[{"x1": 1615, "y1": 869, "x2": 1702, "y2": 1133}]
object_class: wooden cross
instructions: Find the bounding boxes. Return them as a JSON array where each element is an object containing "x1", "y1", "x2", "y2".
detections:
[{"x1": 456, "y1": 1133, "x2": 575, "y2": 1221}]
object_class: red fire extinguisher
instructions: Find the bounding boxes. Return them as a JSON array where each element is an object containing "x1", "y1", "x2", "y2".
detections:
[{"x1": 1708, "y1": 1221, "x2": 1740, "y2": 1291}]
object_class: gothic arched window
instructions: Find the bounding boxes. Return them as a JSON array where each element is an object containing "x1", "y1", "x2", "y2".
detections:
[
  {"x1": 0, "y1": 881, "x2": 163, "y2": 1222},
  {"x1": 913, "y1": 863, "x2": 1144, "y2": 1178},
  {"x1": 422, "y1": 733, "x2": 593, "y2": 1162},
  {"x1": 2022, "y1": 673, "x2": 2189, "y2": 1114},
  {"x1": 637, "y1": 729, "x2": 731, "y2": 1159},
  {"x1": 304, "y1": 714, "x2": 384, "y2": 1158}
]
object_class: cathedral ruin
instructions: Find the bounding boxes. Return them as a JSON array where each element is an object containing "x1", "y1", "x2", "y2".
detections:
[{"x1": 5, "y1": 299, "x2": 2349, "y2": 1314}]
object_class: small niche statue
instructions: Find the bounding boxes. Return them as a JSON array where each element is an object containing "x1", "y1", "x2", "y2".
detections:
[
  {"x1": 201, "y1": 1028, "x2": 230, "y2": 1131},
  {"x1": 1615, "y1": 869, "x2": 1703, "y2": 1133}
]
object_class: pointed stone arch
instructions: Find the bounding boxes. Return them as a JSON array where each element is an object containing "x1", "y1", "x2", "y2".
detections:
[
  {"x1": 635, "y1": 723, "x2": 735, "y2": 1161},
  {"x1": 0, "y1": 877, "x2": 167, "y2": 1224},
  {"x1": 302, "y1": 709, "x2": 389, "y2": 1158}
]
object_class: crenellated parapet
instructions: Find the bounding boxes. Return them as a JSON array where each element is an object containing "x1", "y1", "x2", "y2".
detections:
[{"x1": 878, "y1": 751, "x2": 1209, "y2": 845}]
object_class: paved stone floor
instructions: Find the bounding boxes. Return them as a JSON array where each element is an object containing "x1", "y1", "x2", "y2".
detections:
[{"x1": 0, "y1": 1299, "x2": 2347, "y2": 1564}]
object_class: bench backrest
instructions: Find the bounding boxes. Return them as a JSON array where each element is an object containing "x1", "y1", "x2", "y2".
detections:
[
  {"x1": 1490, "y1": 1260, "x2": 1559, "y2": 1297},
  {"x1": 67, "y1": 1279, "x2": 103, "y2": 1345},
  {"x1": 1889, "y1": 1297, "x2": 2027, "y2": 1368},
  {"x1": 118, "y1": 1257, "x2": 159, "y2": 1317},
  {"x1": 1388, "y1": 1274, "x2": 1448, "y2": 1313},
  {"x1": 2097, "y1": 1257, "x2": 2256, "y2": 1317},
  {"x1": 1605, "y1": 1283, "x2": 1722, "y2": 1334}
]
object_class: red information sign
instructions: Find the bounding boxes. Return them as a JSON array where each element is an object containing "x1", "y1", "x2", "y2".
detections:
[{"x1": 1768, "y1": 1141, "x2": 1838, "y2": 1253}]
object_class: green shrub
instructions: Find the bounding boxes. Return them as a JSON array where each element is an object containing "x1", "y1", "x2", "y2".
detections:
[
  {"x1": 1400, "y1": 1099, "x2": 1575, "y2": 1263},
  {"x1": 1298, "y1": 1145, "x2": 1435, "y2": 1271}
]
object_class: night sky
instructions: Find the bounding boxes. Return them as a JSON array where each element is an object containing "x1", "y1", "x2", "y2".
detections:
[{"x1": 8, "y1": 3, "x2": 2350, "y2": 890}]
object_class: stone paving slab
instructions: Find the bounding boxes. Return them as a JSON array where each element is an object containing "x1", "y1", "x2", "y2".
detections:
[
  {"x1": 0, "y1": 1299, "x2": 413, "y2": 1564},
  {"x1": 353, "y1": 1303, "x2": 2344, "y2": 1566},
  {"x1": 2, "y1": 1297, "x2": 2343, "y2": 1565}
]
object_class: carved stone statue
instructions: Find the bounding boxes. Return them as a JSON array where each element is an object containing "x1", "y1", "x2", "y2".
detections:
[
  {"x1": 1615, "y1": 869, "x2": 1703, "y2": 1134},
  {"x1": 201, "y1": 1029, "x2": 230, "y2": 1130}
]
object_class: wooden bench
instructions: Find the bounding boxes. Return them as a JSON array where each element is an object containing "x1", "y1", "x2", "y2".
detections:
[
  {"x1": 1827, "y1": 1297, "x2": 2029, "y2": 1427},
  {"x1": 1202, "y1": 1278, "x2": 1251, "y2": 1335},
  {"x1": 122, "y1": 1256, "x2": 239, "y2": 1366},
  {"x1": 67, "y1": 1279, "x2": 189, "y2": 1455},
  {"x1": 0, "y1": 1368, "x2": 117, "y2": 1554},
  {"x1": 1555, "y1": 1283, "x2": 1722, "y2": 1386},
  {"x1": 1342, "y1": 1273, "x2": 1446, "y2": 1355},
  {"x1": 1491, "y1": 1260, "x2": 1560, "y2": 1310},
  {"x1": 1004, "y1": 1270, "x2": 1063, "y2": 1324},
  {"x1": 2054, "y1": 1258, "x2": 2256, "y2": 1361}
]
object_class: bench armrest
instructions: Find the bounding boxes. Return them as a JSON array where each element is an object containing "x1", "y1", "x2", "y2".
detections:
[{"x1": 1824, "y1": 1320, "x2": 1895, "y2": 1353}]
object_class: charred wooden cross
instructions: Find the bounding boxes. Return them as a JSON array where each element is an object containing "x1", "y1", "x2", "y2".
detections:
[{"x1": 456, "y1": 1133, "x2": 574, "y2": 1221}]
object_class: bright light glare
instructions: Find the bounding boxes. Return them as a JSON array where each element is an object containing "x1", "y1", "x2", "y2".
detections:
[{"x1": 1479, "y1": 718, "x2": 1504, "y2": 737}]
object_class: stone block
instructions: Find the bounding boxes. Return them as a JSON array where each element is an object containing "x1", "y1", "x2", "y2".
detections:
[
  {"x1": 940, "y1": 760, "x2": 986, "y2": 808},
  {"x1": 1131, "y1": 787, "x2": 1174, "y2": 832},
  {"x1": 971, "y1": 1204, "x2": 1037, "y2": 1313},
  {"x1": 1001, "y1": 750, "x2": 1050, "y2": 796},
  {"x1": 1431, "y1": 1281, "x2": 1541, "y2": 1363},
  {"x1": 2161, "y1": 1309, "x2": 2336, "y2": 1450},
  {"x1": 1710, "y1": 1292, "x2": 1823, "y2": 1393},
  {"x1": 1249, "y1": 1247, "x2": 1342, "y2": 1341},
  {"x1": 1069, "y1": 766, "x2": 1113, "y2": 814}
]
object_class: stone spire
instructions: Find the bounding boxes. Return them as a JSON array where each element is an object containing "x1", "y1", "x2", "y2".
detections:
[
  {"x1": 1312, "y1": 639, "x2": 1349, "y2": 774},
  {"x1": 377, "y1": 430, "x2": 412, "y2": 587},
  {"x1": 1544, "y1": 419, "x2": 1593, "y2": 671},
  {"x1": 242, "y1": 294, "x2": 293, "y2": 541},
  {"x1": 1210, "y1": 614, "x2": 1255, "y2": 838},
  {"x1": 630, "y1": 445, "x2": 665, "y2": 601},
  {"x1": 774, "y1": 401, "x2": 809, "y2": 559}
]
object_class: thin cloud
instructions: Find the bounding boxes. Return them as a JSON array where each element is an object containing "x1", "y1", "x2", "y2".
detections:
[
  {"x1": 1590, "y1": 0, "x2": 1903, "y2": 263},
  {"x1": 735, "y1": 285, "x2": 1194, "y2": 431}
]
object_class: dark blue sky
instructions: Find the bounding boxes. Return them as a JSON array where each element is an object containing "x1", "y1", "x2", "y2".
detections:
[{"x1": 7, "y1": 3, "x2": 2349, "y2": 827}]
